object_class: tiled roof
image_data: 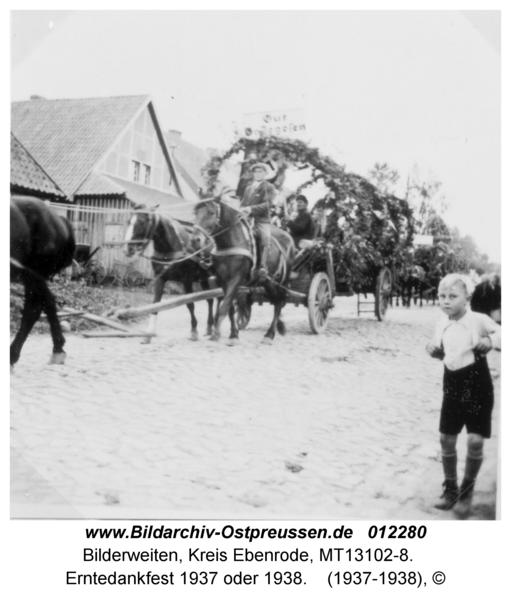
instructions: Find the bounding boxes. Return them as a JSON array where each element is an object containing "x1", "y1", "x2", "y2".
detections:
[
  {"x1": 75, "y1": 172, "x2": 127, "y2": 196},
  {"x1": 106, "y1": 175, "x2": 196, "y2": 223},
  {"x1": 11, "y1": 95, "x2": 149, "y2": 197},
  {"x1": 10, "y1": 133, "x2": 66, "y2": 198}
]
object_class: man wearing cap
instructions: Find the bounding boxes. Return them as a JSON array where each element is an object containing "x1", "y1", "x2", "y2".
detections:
[
  {"x1": 239, "y1": 163, "x2": 276, "y2": 280},
  {"x1": 283, "y1": 194, "x2": 315, "y2": 247}
]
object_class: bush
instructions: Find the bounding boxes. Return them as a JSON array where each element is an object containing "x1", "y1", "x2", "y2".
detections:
[{"x1": 10, "y1": 276, "x2": 155, "y2": 335}]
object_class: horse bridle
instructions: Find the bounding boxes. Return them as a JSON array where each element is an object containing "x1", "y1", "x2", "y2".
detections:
[
  {"x1": 126, "y1": 210, "x2": 161, "y2": 256},
  {"x1": 194, "y1": 198, "x2": 247, "y2": 244},
  {"x1": 193, "y1": 199, "x2": 221, "y2": 245}
]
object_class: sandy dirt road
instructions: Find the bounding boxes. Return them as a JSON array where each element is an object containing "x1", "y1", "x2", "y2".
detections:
[{"x1": 10, "y1": 296, "x2": 500, "y2": 520}]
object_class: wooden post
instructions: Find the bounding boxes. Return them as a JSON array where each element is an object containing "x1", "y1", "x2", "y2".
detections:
[
  {"x1": 81, "y1": 331, "x2": 157, "y2": 339},
  {"x1": 59, "y1": 308, "x2": 145, "y2": 333},
  {"x1": 112, "y1": 288, "x2": 224, "y2": 320}
]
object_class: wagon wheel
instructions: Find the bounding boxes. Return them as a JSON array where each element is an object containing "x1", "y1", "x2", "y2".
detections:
[
  {"x1": 125, "y1": 269, "x2": 145, "y2": 288},
  {"x1": 234, "y1": 293, "x2": 252, "y2": 330},
  {"x1": 308, "y1": 272, "x2": 332, "y2": 334},
  {"x1": 85, "y1": 259, "x2": 106, "y2": 285},
  {"x1": 70, "y1": 259, "x2": 82, "y2": 280},
  {"x1": 375, "y1": 266, "x2": 392, "y2": 321},
  {"x1": 146, "y1": 279, "x2": 156, "y2": 295},
  {"x1": 111, "y1": 263, "x2": 125, "y2": 287}
]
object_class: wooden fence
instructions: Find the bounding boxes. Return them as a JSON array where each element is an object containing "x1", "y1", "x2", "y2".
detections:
[{"x1": 52, "y1": 199, "x2": 153, "y2": 280}]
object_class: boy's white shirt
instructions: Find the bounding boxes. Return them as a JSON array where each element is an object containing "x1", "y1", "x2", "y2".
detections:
[{"x1": 433, "y1": 308, "x2": 501, "y2": 371}]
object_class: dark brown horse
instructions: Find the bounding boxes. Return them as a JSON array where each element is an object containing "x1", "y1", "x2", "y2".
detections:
[
  {"x1": 124, "y1": 206, "x2": 215, "y2": 341},
  {"x1": 192, "y1": 193, "x2": 295, "y2": 344},
  {"x1": 10, "y1": 197, "x2": 75, "y2": 366}
]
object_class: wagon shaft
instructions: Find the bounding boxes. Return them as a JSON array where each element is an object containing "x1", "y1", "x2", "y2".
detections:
[{"x1": 112, "y1": 288, "x2": 224, "y2": 320}]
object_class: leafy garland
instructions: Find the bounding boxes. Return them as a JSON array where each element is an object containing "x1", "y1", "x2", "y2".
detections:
[{"x1": 203, "y1": 136, "x2": 416, "y2": 292}]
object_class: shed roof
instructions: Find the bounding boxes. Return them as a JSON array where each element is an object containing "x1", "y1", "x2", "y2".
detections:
[
  {"x1": 106, "y1": 175, "x2": 196, "y2": 222},
  {"x1": 10, "y1": 132, "x2": 66, "y2": 198}
]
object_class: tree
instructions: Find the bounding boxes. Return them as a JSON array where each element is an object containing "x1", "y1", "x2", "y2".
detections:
[
  {"x1": 405, "y1": 166, "x2": 448, "y2": 234},
  {"x1": 368, "y1": 162, "x2": 400, "y2": 195}
]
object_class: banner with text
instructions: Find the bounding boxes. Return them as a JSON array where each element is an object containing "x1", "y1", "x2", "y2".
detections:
[{"x1": 241, "y1": 108, "x2": 307, "y2": 140}]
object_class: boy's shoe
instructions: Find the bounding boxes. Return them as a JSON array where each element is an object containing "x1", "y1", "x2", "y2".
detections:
[
  {"x1": 453, "y1": 479, "x2": 475, "y2": 518},
  {"x1": 434, "y1": 479, "x2": 459, "y2": 510}
]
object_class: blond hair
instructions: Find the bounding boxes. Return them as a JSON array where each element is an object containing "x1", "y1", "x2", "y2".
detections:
[{"x1": 438, "y1": 273, "x2": 475, "y2": 298}]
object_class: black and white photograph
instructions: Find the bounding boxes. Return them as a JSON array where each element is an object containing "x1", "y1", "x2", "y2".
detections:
[{"x1": 10, "y1": 8, "x2": 502, "y2": 532}]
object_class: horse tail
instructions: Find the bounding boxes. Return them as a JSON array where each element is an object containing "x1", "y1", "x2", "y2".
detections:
[{"x1": 276, "y1": 319, "x2": 286, "y2": 336}]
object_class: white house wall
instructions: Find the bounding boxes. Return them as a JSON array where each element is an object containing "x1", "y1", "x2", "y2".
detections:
[{"x1": 97, "y1": 106, "x2": 180, "y2": 197}]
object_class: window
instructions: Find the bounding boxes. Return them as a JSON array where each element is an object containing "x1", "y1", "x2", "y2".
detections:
[
  {"x1": 143, "y1": 165, "x2": 151, "y2": 186},
  {"x1": 132, "y1": 160, "x2": 140, "y2": 182}
]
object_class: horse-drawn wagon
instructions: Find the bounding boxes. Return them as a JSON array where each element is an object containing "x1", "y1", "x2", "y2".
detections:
[
  {"x1": 200, "y1": 136, "x2": 414, "y2": 340},
  {"x1": 233, "y1": 231, "x2": 396, "y2": 336},
  {"x1": 108, "y1": 136, "x2": 413, "y2": 345},
  {"x1": 233, "y1": 237, "x2": 336, "y2": 335}
]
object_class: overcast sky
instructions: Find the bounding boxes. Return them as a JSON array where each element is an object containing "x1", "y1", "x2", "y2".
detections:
[{"x1": 10, "y1": 10, "x2": 501, "y2": 262}]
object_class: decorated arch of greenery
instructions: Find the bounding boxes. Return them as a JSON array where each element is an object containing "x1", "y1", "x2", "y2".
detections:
[{"x1": 203, "y1": 136, "x2": 416, "y2": 292}]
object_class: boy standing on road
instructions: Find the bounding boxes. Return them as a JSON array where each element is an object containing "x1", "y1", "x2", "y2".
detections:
[{"x1": 426, "y1": 274, "x2": 501, "y2": 516}]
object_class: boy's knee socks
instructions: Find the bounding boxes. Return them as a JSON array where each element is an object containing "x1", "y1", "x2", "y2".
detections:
[
  {"x1": 464, "y1": 451, "x2": 483, "y2": 482},
  {"x1": 441, "y1": 451, "x2": 457, "y2": 481}
]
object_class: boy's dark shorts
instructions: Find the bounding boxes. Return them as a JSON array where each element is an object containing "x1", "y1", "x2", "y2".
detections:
[{"x1": 440, "y1": 357, "x2": 494, "y2": 438}]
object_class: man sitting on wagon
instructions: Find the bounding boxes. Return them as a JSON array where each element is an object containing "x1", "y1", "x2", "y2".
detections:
[
  {"x1": 282, "y1": 194, "x2": 316, "y2": 248},
  {"x1": 239, "y1": 162, "x2": 276, "y2": 281}
]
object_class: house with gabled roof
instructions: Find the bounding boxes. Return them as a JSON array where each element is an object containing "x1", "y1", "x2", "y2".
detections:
[{"x1": 11, "y1": 94, "x2": 199, "y2": 277}]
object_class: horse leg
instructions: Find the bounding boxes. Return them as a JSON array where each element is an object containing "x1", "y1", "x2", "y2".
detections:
[
  {"x1": 262, "y1": 297, "x2": 285, "y2": 343},
  {"x1": 183, "y1": 280, "x2": 199, "y2": 341},
  {"x1": 210, "y1": 276, "x2": 243, "y2": 342},
  {"x1": 200, "y1": 269, "x2": 215, "y2": 336},
  {"x1": 226, "y1": 305, "x2": 239, "y2": 345},
  {"x1": 262, "y1": 285, "x2": 287, "y2": 343},
  {"x1": 205, "y1": 299, "x2": 215, "y2": 336},
  {"x1": 143, "y1": 275, "x2": 165, "y2": 344},
  {"x1": 40, "y1": 280, "x2": 67, "y2": 364},
  {"x1": 10, "y1": 279, "x2": 44, "y2": 366}
]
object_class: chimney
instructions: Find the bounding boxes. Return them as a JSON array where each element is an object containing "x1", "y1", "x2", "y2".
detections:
[
  {"x1": 167, "y1": 130, "x2": 181, "y2": 156},
  {"x1": 30, "y1": 95, "x2": 46, "y2": 100},
  {"x1": 168, "y1": 129, "x2": 181, "y2": 139}
]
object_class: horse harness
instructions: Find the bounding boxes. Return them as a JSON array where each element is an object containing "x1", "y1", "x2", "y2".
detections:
[
  {"x1": 196, "y1": 200, "x2": 291, "y2": 282},
  {"x1": 129, "y1": 209, "x2": 207, "y2": 269}
]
